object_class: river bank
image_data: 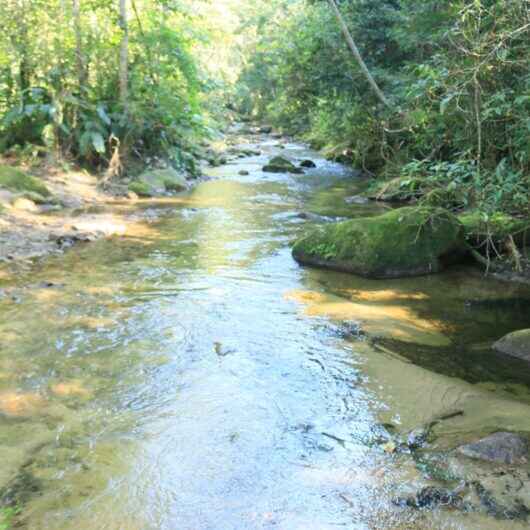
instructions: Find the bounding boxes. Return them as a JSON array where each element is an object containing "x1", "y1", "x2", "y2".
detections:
[{"x1": 0, "y1": 125, "x2": 280, "y2": 267}]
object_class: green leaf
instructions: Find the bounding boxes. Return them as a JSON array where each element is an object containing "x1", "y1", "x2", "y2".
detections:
[
  {"x1": 90, "y1": 132, "x2": 106, "y2": 154},
  {"x1": 96, "y1": 105, "x2": 111, "y2": 126}
]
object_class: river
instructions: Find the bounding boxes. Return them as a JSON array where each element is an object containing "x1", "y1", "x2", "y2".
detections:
[{"x1": 1, "y1": 127, "x2": 530, "y2": 529}]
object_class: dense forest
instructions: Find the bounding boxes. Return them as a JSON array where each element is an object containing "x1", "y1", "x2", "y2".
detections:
[
  {"x1": 239, "y1": 0, "x2": 529, "y2": 216},
  {"x1": 1, "y1": 1, "x2": 528, "y2": 200}
]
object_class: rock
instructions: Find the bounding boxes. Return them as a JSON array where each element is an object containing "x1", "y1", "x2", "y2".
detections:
[
  {"x1": 129, "y1": 168, "x2": 188, "y2": 197},
  {"x1": 263, "y1": 156, "x2": 304, "y2": 174},
  {"x1": 457, "y1": 432, "x2": 528, "y2": 465},
  {"x1": 242, "y1": 149, "x2": 261, "y2": 156},
  {"x1": 397, "y1": 486, "x2": 463, "y2": 509},
  {"x1": 239, "y1": 170, "x2": 250, "y2": 176},
  {"x1": 407, "y1": 428, "x2": 429, "y2": 450},
  {"x1": 0, "y1": 189, "x2": 16, "y2": 206},
  {"x1": 126, "y1": 191, "x2": 139, "y2": 201},
  {"x1": 300, "y1": 159, "x2": 316, "y2": 168},
  {"x1": 208, "y1": 156, "x2": 228, "y2": 167},
  {"x1": 259, "y1": 126, "x2": 273, "y2": 134},
  {"x1": 292, "y1": 206, "x2": 465, "y2": 279},
  {"x1": 494, "y1": 329, "x2": 530, "y2": 362},
  {"x1": 12, "y1": 197, "x2": 38, "y2": 212},
  {"x1": 345, "y1": 195, "x2": 369, "y2": 205},
  {"x1": 0, "y1": 165, "x2": 51, "y2": 198}
]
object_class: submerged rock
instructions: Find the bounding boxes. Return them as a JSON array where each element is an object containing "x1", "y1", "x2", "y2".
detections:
[
  {"x1": 494, "y1": 329, "x2": 530, "y2": 362},
  {"x1": 263, "y1": 156, "x2": 304, "y2": 174},
  {"x1": 397, "y1": 486, "x2": 464, "y2": 509},
  {"x1": 292, "y1": 206, "x2": 465, "y2": 279},
  {"x1": 129, "y1": 168, "x2": 188, "y2": 197},
  {"x1": 457, "y1": 432, "x2": 528, "y2": 465},
  {"x1": 300, "y1": 159, "x2": 316, "y2": 168}
]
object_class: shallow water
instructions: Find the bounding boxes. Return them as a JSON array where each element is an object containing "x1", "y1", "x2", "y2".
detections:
[{"x1": 1, "y1": 131, "x2": 530, "y2": 529}]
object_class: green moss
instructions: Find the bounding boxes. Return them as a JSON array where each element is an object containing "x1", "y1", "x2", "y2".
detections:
[
  {"x1": 132, "y1": 168, "x2": 187, "y2": 196},
  {"x1": 263, "y1": 155, "x2": 304, "y2": 174},
  {"x1": 128, "y1": 181, "x2": 153, "y2": 197},
  {"x1": 0, "y1": 165, "x2": 51, "y2": 197},
  {"x1": 459, "y1": 211, "x2": 530, "y2": 247},
  {"x1": 292, "y1": 206, "x2": 465, "y2": 278}
]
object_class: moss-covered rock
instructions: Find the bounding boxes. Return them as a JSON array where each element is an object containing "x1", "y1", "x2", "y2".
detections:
[
  {"x1": 0, "y1": 165, "x2": 51, "y2": 198},
  {"x1": 130, "y1": 168, "x2": 188, "y2": 197},
  {"x1": 128, "y1": 181, "x2": 153, "y2": 197},
  {"x1": 292, "y1": 206, "x2": 465, "y2": 278},
  {"x1": 263, "y1": 156, "x2": 304, "y2": 174},
  {"x1": 494, "y1": 329, "x2": 530, "y2": 362},
  {"x1": 459, "y1": 211, "x2": 530, "y2": 247}
]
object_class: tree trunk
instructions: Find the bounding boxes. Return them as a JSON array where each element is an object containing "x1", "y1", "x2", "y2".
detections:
[
  {"x1": 118, "y1": 0, "x2": 129, "y2": 110},
  {"x1": 327, "y1": 0, "x2": 391, "y2": 109},
  {"x1": 72, "y1": 0, "x2": 87, "y2": 91}
]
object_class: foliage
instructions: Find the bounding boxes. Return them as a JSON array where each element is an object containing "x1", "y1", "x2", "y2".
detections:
[
  {"x1": 238, "y1": 0, "x2": 530, "y2": 216},
  {"x1": 0, "y1": 0, "x2": 216, "y2": 174},
  {"x1": 0, "y1": 506, "x2": 18, "y2": 530}
]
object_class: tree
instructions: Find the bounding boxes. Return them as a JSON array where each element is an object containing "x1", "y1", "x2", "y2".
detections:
[
  {"x1": 73, "y1": 0, "x2": 87, "y2": 92},
  {"x1": 327, "y1": 0, "x2": 391, "y2": 109},
  {"x1": 119, "y1": 0, "x2": 129, "y2": 109}
]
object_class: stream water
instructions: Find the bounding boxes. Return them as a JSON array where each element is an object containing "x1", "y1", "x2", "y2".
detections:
[{"x1": 1, "y1": 128, "x2": 530, "y2": 529}]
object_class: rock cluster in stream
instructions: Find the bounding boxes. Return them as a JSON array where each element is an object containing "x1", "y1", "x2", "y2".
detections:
[{"x1": 383, "y1": 423, "x2": 530, "y2": 521}]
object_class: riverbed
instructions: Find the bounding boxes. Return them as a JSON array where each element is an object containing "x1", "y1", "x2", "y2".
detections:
[{"x1": 1, "y1": 128, "x2": 530, "y2": 529}]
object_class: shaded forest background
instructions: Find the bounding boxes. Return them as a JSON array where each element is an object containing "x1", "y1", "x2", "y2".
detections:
[{"x1": 0, "y1": 0, "x2": 528, "y2": 216}]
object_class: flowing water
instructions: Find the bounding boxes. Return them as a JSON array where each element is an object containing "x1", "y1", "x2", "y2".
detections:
[{"x1": 1, "y1": 128, "x2": 530, "y2": 529}]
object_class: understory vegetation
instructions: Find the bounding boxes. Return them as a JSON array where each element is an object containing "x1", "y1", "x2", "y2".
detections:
[
  {"x1": 238, "y1": 0, "x2": 530, "y2": 220},
  {"x1": 0, "y1": 0, "x2": 228, "y2": 176}
]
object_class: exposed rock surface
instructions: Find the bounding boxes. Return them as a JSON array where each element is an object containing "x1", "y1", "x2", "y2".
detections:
[
  {"x1": 457, "y1": 432, "x2": 528, "y2": 464},
  {"x1": 129, "y1": 168, "x2": 188, "y2": 197},
  {"x1": 494, "y1": 329, "x2": 530, "y2": 362}
]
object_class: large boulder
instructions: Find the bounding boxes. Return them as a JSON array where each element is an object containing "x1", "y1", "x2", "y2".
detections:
[
  {"x1": 493, "y1": 329, "x2": 530, "y2": 362},
  {"x1": 129, "y1": 168, "x2": 188, "y2": 197},
  {"x1": 263, "y1": 156, "x2": 303, "y2": 174},
  {"x1": 292, "y1": 206, "x2": 465, "y2": 279},
  {"x1": 456, "y1": 432, "x2": 528, "y2": 465}
]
